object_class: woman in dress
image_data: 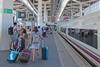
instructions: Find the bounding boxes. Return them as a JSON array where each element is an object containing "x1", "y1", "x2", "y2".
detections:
[{"x1": 30, "y1": 26, "x2": 42, "y2": 62}]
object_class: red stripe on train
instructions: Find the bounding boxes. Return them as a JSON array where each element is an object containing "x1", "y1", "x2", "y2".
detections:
[{"x1": 69, "y1": 39, "x2": 100, "y2": 63}]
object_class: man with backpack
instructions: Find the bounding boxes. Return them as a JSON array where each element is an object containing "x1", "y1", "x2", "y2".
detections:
[
  {"x1": 8, "y1": 23, "x2": 18, "y2": 49},
  {"x1": 8, "y1": 26, "x2": 13, "y2": 36}
]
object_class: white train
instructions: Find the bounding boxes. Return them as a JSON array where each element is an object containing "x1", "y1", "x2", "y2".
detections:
[{"x1": 56, "y1": 12, "x2": 100, "y2": 66}]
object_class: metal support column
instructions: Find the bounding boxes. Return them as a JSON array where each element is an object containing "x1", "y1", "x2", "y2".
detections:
[
  {"x1": 70, "y1": 1, "x2": 73, "y2": 20},
  {"x1": 0, "y1": 0, "x2": 13, "y2": 50},
  {"x1": 38, "y1": 0, "x2": 43, "y2": 26},
  {"x1": 80, "y1": 3, "x2": 83, "y2": 16},
  {"x1": 44, "y1": 3, "x2": 48, "y2": 23}
]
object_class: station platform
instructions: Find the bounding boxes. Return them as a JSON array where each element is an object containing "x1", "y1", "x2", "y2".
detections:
[{"x1": 0, "y1": 31, "x2": 91, "y2": 67}]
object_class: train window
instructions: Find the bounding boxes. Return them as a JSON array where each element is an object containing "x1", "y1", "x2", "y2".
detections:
[
  {"x1": 60, "y1": 27, "x2": 66, "y2": 33},
  {"x1": 68, "y1": 28, "x2": 98, "y2": 49}
]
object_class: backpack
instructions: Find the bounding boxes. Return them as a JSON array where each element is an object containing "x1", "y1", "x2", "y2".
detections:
[
  {"x1": 19, "y1": 38, "x2": 25, "y2": 51},
  {"x1": 8, "y1": 26, "x2": 13, "y2": 35}
]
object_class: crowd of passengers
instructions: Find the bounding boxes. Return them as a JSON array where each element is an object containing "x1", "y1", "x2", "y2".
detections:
[{"x1": 8, "y1": 22, "x2": 52, "y2": 62}]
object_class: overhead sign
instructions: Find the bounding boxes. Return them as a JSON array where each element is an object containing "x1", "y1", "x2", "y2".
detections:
[
  {"x1": 4, "y1": 9, "x2": 13, "y2": 14},
  {"x1": 18, "y1": 12, "x2": 26, "y2": 18},
  {"x1": 0, "y1": 1, "x2": 13, "y2": 14},
  {"x1": 0, "y1": 9, "x2": 13, "y2": 14}
]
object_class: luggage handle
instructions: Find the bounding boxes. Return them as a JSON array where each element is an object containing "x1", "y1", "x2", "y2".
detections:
[
  {"x1": 20, "y1": 51, "x2": 31, "y2": 56},
  {"x1": 41, "y1": 39, "x2": 46, "y2": 47},
  {"x1": 9, "y1": 48, "x2": 20, "y2": 52}
]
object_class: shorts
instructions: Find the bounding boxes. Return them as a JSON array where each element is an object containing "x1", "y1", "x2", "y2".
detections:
[{"x1": 30, "y1": 42, "x2": 40, "y2": 49}]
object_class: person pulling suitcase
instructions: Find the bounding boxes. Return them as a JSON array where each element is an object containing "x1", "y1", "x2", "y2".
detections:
[
  {"x1": 30, "y1": 26, "x2": 43, "y2": 62},
  {"x1": 7, "y1": 27, "x2": 26, "y2": 63}
]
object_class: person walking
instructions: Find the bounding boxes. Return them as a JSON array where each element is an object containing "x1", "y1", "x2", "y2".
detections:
[{"x1": 30, "y1": 26, "x2": 42, "y2": 62}]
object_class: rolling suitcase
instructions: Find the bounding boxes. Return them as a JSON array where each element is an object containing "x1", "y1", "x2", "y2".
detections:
[
  {"x1": 41, "y1": 46, "x2": 48, "y2": 60},
  {"x1": 18, "y1": 49, "x2": 31, "y2": 63},
  {"x1": 7, "y1": 49, "x2": 19, "y2": 63}
]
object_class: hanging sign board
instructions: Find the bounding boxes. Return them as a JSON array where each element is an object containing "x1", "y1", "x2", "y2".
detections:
[{"x1": 0, "y1": 8, "x2": 13, "y2": 14}]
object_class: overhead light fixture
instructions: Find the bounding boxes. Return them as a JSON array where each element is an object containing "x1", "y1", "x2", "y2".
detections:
[
  {"x1": 73, "y1": 0, "x2": 80, "y2": 3},
  {"x1": 58, "y1": 0, "x2": 70, "y2": 19},
  {"x1": 13, "y1": 0, "x2": 17, "y2": 2},
  {"x1": 20, "y1": 0, "x2": 38, "y2": 16},
  {"x1": 73, "y1": 0, "x2": 77, "y2": 1},
  {"x1": 57, "y1": 18, "x2": 60, "y2": 21},
  {"x1": 28, "y1": 0, "x2": 38, "y2": 13}
]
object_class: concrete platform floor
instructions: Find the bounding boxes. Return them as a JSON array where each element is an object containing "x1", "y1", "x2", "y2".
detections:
[{"x1": 0, "y1": 32, "x2": 83, "y2": 67}]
